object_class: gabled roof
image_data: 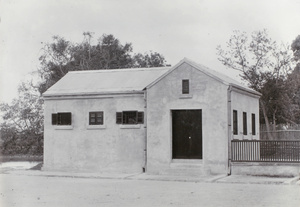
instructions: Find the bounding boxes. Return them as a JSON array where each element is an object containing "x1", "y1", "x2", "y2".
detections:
[
  {"x1": 43, "y1": 58, "x2": 261, "y2": 97},
  {"x1": 43, "y1": 67, "x2": 171, "y2": 97},
  {"x1": 146, "y1": 58, "x2": 261, "y2": 97}
]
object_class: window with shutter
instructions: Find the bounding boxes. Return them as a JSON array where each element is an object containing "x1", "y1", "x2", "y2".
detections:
[
  {"x1": 123, "y1": 111, "x2": 137, "y2": 124},
  {"x1": 52, "y1": 112, "x2": 72, "y2": 125},
  {"x1": 116, "y1": 111, "x2": 144, "y2": 125}
]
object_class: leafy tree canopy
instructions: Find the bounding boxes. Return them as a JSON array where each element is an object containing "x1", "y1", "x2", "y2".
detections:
[
  {"x1": 291, "y1": 35, "x2": 300, "y2": 63},
  {"x1": 217, "y1": 29, "x2": 293, "y2": 90},
  {"x1": 217, "y1": 29, "x2": 299, "y2": 138},
  {"x1": 0, "y1": 81, "x2": 44, "y2": 155}
]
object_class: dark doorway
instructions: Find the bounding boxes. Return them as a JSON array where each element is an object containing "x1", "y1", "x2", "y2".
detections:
[{"x1": 172, "y1": 110, "x2": 202, "y2": 159}]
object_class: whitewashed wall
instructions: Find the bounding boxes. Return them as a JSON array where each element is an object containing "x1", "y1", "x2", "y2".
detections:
[
  {"x1": 43, "y1": 94, "x2": 146, "y2": 173},
  {"x1": 146, "y1": 62, "x2": 230, "y2": 175},
  {"x1": 231, "y1": 89, "x2": 260, "y2": 140}
]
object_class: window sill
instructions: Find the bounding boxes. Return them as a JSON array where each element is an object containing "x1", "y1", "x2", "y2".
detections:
[
  {"x1": 172, "y1": 159, "x2": 203, "y2": 163},
  {"x1": 54, "y1": 125, "x2": 73, "y2": 130},
  {"x1": 87, "y1": 125, "x2": 106, "y2": 130},
  {"x1": 179, "y1": 94, "x2": 193, "y2": 99},
  {"x1": 119, "y1": 124, "x2": 141, "y2": 129}
]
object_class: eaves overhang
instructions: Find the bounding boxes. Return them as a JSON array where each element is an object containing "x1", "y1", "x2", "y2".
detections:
[
  {"x1": 230, "y1": 83, "x2": 261, "y2": 98},
  {"x1": 43, "y1": 90, "x2": 145, "y2": 100}
]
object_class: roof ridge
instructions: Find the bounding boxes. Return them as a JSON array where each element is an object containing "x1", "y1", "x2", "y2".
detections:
[{"x1": 69, "y1": 66, "x2": 171, "y2": 74}]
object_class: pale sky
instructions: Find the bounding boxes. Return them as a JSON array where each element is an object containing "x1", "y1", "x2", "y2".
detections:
[{"x1": 0, "y1": 0, "x2": 300, "y2": 103}]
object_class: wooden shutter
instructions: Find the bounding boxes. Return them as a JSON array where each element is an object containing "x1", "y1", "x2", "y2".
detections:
[
  {"x1": 52, "y1": 114, "x2": 57, "y2": 125},
  {"x1": 116, "y1": 112, "x2": 122, "y2": 124},
  {"x1": 137, "y1": 112, "x2": 144, "y2": 124}
]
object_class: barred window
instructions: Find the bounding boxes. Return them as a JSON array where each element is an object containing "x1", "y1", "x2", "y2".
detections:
[
  {"x1": 116, "y1": 111, "x2": 144, "y2": 124},
  {"x1": 52, "y1": 112, "x2": 72, "y2": 125}
]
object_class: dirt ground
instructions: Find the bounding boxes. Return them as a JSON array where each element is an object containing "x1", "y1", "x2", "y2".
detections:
[{"x1": 0, "y1": 172, "x2": 300, "y2": 207}]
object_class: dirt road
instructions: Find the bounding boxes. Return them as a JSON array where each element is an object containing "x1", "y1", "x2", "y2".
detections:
[{"x1": 1, "y1": 173, "x2": 300, "y2": 207}]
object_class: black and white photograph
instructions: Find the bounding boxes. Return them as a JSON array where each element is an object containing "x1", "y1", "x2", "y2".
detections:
[{"x1": 0, "y1": 0, "x2": 300, "y2": 206}]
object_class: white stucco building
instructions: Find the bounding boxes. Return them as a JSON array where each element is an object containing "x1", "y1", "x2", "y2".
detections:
[{"x1": 43, "y1": 58, "x2": 261, "y2": 176}]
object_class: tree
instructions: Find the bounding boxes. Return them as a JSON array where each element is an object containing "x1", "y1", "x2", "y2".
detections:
[
  {"x1": 286, "y1": 35, "x2": 300, "y2": 123},
  {"x1": 38, "y1": 33, "x2": 167, "y2": 94},
  {"x1": 217, "y1": 29, "x2": 295, "y2": 139},
  {"x1": 0, "y1": 81, "x2": 44, "y2": 155},
  {"x1": 38, "y1": 36, "x2": 74, "y2": 94},
  {"x1": 132, "y1": 51, "x2": 166, "y2": 68},
  {"x1": 291, "y1": 35, "x2": 300, "y2": 65},
  {"x1": 71, "y1": 33, "x2": 134, "y2": 70}
]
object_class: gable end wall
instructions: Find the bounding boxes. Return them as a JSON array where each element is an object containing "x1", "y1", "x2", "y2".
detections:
[{"x1": 146, "y1": 62, "x2": 229, "y2": 175}]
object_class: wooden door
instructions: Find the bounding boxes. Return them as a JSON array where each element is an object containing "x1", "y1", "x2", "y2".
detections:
[{"x1": 172, "y1": 110, "x2": 202, "y2": 159}]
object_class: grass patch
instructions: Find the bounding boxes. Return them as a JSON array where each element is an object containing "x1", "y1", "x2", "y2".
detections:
[
  {"x1": 252, "y1": 174, "x2": 294, "y2": 178},
  {"x1": 0, "y1": 155, "x2": 43, "y2": 162}
]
